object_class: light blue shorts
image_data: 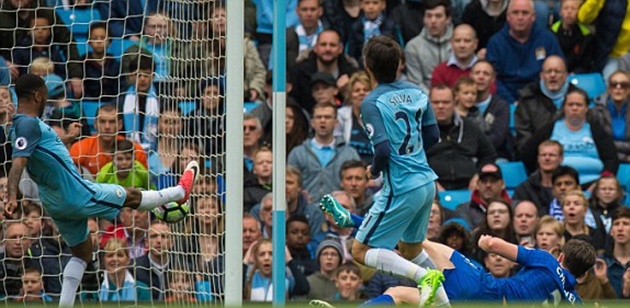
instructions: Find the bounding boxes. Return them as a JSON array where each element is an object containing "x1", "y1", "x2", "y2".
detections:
[
  {"x1": 355, "y1": 181, "x2": 435, "y2": 249},
  {"x1": 52, "y1": 183, "x2": 126, "y2": 247}
]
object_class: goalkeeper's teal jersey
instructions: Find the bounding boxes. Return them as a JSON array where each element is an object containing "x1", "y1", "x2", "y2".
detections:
[{"x1": 10, "y1": 114, "x2": 104, "y2": 215}]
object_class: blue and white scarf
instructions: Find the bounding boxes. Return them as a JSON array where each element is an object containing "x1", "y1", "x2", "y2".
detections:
[
  {"x1": 295, "y1": 20, "x2": 323, "y2": 53},
  {"x1": 123, "y1": 85, "x2": 160, "y2": 151},
  {"x1": 549, "y1": 198, "x2": 564, "y2": 221},
  {"x1": 363, "y1": 14, "x2": 383, "y2": 44}
]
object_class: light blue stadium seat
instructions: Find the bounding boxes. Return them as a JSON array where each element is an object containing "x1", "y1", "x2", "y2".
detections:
[
  {"x1": 55, "y1": 6, "x2": 103, "y2": 37},
  {"x1": 108, "y1": 38, "x2": 137, "y2": 58},
  {"x1": 438, "y1": 190, "x2": 471, "y2": 211},
  {"x1": 73, "y1": 36, "x2": 90, "y2": 57},
  {"x1": 617, "y1": 163, "x2": 630, "y2": 190},
  {"x1": 509, "y1": 104, "x2": 517, "y2": 136},
  {"x1": 569, "y1": 73, "x2": 607, "y2": 100},
  {"x1": 81, "y1": 101, "x2": 100, "y2": 133},
  {"x1": 179, "y1": 101, "x2": 197, "y2": 115},
  {"x1": 497, "y1": 161, "x2": 528, "y2": 189},
  {"x1": 244, "y1": 101, "x2": 260, "y2": 114}
]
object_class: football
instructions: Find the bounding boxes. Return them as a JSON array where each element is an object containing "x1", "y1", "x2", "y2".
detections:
[{"x1": 153, "y1": 202, "x2": 190, "y2": 223}]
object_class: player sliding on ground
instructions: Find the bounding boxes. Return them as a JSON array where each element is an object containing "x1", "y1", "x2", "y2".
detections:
[
  {"x1": 4, "y1": 74, "x2": 200, "y2": 307},
  {"x1": 319, "y1": 195, "x2": 596, "y2": 305},
  {"x1": 341, "y1": 35, "x2": 447, "y2": 306}
]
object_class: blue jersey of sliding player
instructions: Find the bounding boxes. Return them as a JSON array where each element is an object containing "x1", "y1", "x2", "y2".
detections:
[
  {"x1": 360, "y1": 80, "x2": 437, "y2": 195},
  {"x1": 445, "y1": 246, "x2": 581, "y2": 305}
]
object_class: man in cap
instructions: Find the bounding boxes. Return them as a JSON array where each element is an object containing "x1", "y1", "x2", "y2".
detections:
[{"x1": 447, "y1": 163, "x2": 512, "y2": 230}]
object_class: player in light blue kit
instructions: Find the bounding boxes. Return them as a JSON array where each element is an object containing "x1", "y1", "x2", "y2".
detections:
[
  {"x1": 315, "y1": 203, "x2": 595, "y2": 305},
  {"x1": 4, "y1": 74, "x2": 200, "y2": 307},
  {"x1": 320, "y1": 35, "x2": 447, "y2": 306}
]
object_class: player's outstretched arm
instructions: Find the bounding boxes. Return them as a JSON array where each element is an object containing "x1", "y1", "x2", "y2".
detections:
[
  {"x1": 5, "y1": 157, "x2": 28, "y2": 218},
  {"x1": 478, "y1": 234, "x2": 518, "y2": 262}
]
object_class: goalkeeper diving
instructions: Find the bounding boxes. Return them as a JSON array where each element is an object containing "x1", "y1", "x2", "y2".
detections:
[{"x1": 319, "y1": 194, "x2": 595, "y2": 305}]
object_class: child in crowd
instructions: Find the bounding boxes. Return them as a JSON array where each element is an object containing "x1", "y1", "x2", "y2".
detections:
[
  {"x1": 17, "y1": 267, "x2": 52, "y2": 302},
  {"x1": 311, "y1": 72, "x2": 341, "y2": 106},
  {"x1": 551, "y1": 0, "x2": 593, "y2": 73},
  {"x1": 95, "y1": 139, "x2": 153, "y2": 189},
  {"x1": 244, "y1": 238, "x2": 309, "y2": 301},
  {"x1": 535, "y1": 215, "x2": 565, "y2": 258},
  {"x1": 12, "y1": 16, "x2": 69, "y2": 78},
  {"x1": 589, "y1": 173, "x2": 624, "y2": 235},
  {"x1": 188, "y1": 78, "x2": 225, "y2": 158},
  {"x1": 286, "y1": 215, "x2": 318, "y2": 277},
  {"x1": 453, "y1": 76, "x2": 478, "y2": 118},
  {"x1": 193, "y1": 175, "x2": 216, "y2": 196},
  {"x1": 306, "y1": 237, "x2": 344, "y2": 300},
  {"x1": 333, "y1": 262, "x2": 364, "y2": 301},
  {"x1": 29, "y1": 57, "x2": 54, "y2": 77},
  {"x1": 244, "y1": 146, "x2": 273, "y2": 212},
  {"x1": 83, "y1": 22, "x2": 123, "y2": 102},
  {"x1": 165, "y1": 272, "x2": 197, "y2": 303},
  {"x1": 346, "y1": 0, "x2": 400, "y2": 62},
  {"x1": 21, "y1": 201, "x2": 43, "y2": 238}
]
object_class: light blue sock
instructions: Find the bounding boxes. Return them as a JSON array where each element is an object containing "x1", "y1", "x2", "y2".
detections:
[{"x1": 59, "y1": 257, "x2": 87, "y2": 307}]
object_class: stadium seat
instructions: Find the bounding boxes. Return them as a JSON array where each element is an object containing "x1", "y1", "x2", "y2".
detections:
[
  {"x1": 108, "y1": 38, "x2": 137, "y2": 58},
  {"x1": 438, "y1": 190, "x2": 471, "y2": 211},
  {"x1": 617, "y1": 163, "x2": 630, "y2": 190},
  {"x1": 55, "y1": 6, "x2": 103, "y2": 37},
  {"x1": 497, "y1": 161, "x2": 528, "y2": 189},
  {"x1": 569, "y1": 73, "x2": 606, "y2": 100},
  {"x1": 81, "y1": 101, "x2": 100, "y2": 133},
  {"x1": 179, "y1": 101, "x2": 197, "y2": 115},
  {"x1": 244, "y1": 101, "x2": 260, "y2": 113},
  {"x1": 73, "y1": 36, "x2": 91, "y2": 57},
  {"x1": 509, "y1": 104, "x2": 517, "y2": 136}
]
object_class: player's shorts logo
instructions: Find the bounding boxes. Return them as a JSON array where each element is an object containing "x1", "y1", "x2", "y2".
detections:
[
  {"x1": 15, "y1": 137, "x2": 28, "y2": 150},
  {"x1": 116, "y1": 188, "x2": 123, "y2": 197},
  {"x1": 365, "y1": 123, "x2": 374, "y2": 138}
]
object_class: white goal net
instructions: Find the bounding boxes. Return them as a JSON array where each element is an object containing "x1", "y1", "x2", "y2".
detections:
[{"x1": 0, "y1": 0, "x2": 228, "y2": 304}]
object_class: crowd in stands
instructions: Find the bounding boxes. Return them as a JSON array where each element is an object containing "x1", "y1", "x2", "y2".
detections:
[{"x1": 1, "y1": 0, "x2": 630, "y2": 304}]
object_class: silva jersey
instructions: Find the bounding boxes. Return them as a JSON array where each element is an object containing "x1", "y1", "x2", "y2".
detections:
[{"x1": 360, "y1": 80, "x2": 438, "y2": 195}]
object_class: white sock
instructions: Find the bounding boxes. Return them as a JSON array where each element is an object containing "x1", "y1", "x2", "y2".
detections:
[
  {"x1": 137, "y1": 186, "x2": 185, "y2": 211},
  {"x1": 411, "y1": 251, "x2": 451, "y2": 306},
  {"x1": 364, "y1": 248, "x2": 428, "y2": 282},
  {"x1": 59, "y1": 257, "x2": 87, "y2": 307}
]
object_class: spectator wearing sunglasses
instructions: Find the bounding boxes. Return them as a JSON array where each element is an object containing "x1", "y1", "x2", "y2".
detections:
[{"x1": 591, "y1": 70, "x2": 630, "y2": 162}]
